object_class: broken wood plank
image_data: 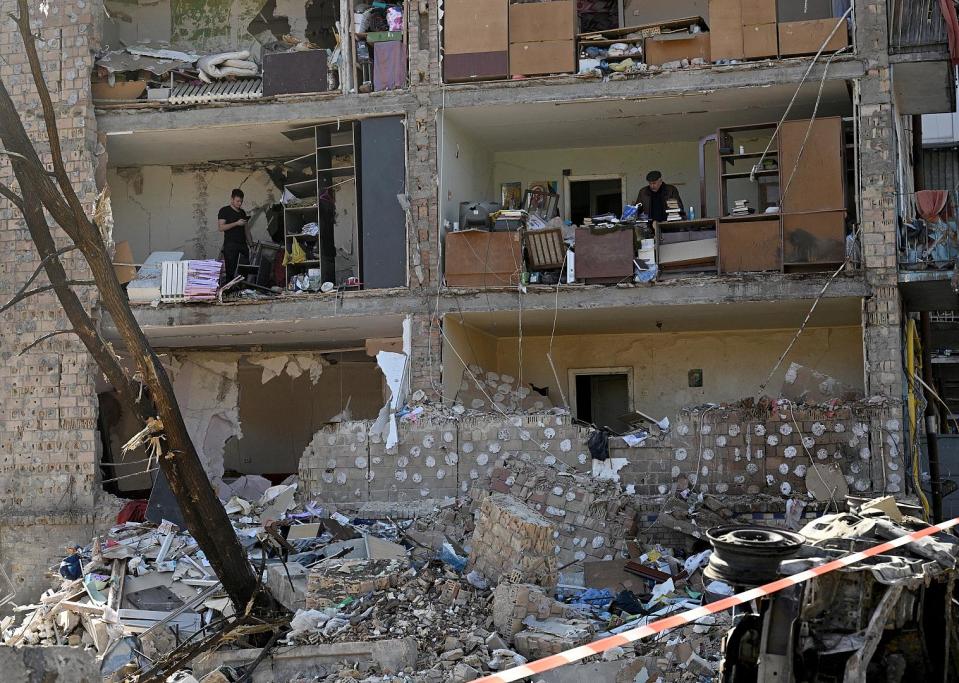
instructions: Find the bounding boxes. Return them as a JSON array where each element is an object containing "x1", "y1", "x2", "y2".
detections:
[
  {"x1": 843, "y1": 584, "x2": 904, "y2": 682},
  {"x1": 59, "y1": 600, "x2": 105, "y2": 616}
]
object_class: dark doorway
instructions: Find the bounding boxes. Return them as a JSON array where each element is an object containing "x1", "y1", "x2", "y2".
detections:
[
  {"x1": 574, "y1": 372, "x2": 630, "y2": 432},
  {"x1": 569, "y1": 178, "x2": 623, "y2": 225}
]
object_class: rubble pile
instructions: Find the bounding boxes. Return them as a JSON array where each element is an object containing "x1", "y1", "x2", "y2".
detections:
[{"x1": 6, "y1": 446, "x2": 959, "y2": 683}]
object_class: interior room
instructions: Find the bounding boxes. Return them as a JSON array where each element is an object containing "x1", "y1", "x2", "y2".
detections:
[
  {"x1": 440, "y1": 81, "x2": 855, "y2": 285},
  {"x1": 441, "y1": 298, "x2": 865, "y2": 422},
  {"x1": 107, "y1": 115, "x2": 407, "y2": 294},
  {"x1": 98, "y1": 348, "x2": 390, "y2": 496}
]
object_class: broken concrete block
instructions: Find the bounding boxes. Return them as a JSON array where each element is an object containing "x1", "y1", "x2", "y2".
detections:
[
  {"x1": 265, "y1": 562, "x2": 308, "y2": 612},
  {"x1": 467, "y1": 493, "x2": 557, "y2": 587},
  {"x1": 193, "y1": 639, "x2": 418, "y2": 681},
  {"x1": 306, "y1": 558, "x2": 408, "y2": 609},
  {"x1": 492, "y1": 583, "x2": 578, "y2": 638}
]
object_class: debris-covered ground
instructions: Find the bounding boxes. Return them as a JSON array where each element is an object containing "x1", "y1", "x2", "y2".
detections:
[{"x1": 3, "y1": 465, "x2": 958, "y2": 683}]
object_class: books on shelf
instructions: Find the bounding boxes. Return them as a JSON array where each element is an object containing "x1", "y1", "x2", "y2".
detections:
[{"x1": 731, "y1": 199, "x2": 753, "y2": 216}]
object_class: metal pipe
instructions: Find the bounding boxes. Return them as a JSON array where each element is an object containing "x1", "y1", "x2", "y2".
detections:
[{"x1": 921, "y1": 311, "x2": 945, "y2": 522}]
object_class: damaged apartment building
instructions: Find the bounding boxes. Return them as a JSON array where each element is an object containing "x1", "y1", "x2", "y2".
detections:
[{"x1": 2, "y1": 0, "x2": 959, "y2": 669}]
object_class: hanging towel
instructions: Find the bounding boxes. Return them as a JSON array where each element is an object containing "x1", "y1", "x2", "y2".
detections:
[
  {"x1": 373, "y1": 41, "x2": 406, "y2": 92},
  {"x1": 916, "y1": 190, "x2": 950, "y2": 222},
  {"x1": 939, "y1": 0, "x2": 959, "y2": 65}
]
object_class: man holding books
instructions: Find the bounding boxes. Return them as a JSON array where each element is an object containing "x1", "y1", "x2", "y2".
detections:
[{"x1": 635, "y1": 170, "x2": 684, "y2": 222}]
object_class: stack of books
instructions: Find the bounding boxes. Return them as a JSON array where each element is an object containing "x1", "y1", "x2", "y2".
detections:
[
  {"x1": 666, "y1": 199, "x2": 683, "y2": 222},
  {"x1": 731, "y1": 199, "x2": 752, "y2": 216}
]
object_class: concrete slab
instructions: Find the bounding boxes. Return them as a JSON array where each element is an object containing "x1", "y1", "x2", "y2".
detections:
[
  {"x1": 0, "y1": 646, "x2": 98, "y2": 683},
  {"x1": 193, "y1": 639, "x2": 418, "y2": 681}
]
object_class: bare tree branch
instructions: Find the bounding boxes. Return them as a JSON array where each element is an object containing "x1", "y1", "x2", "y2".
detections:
[
  {"x1": 13, "y1": 0, "x2": 88, "y2": 225},
  {"x1": 0, "y1": 280, "x2": 95, "y2": 314},
  {"x1": 0, "y1": 181, "x2": 24, "y2": 211},
  {"x1": 18, "y1": 329, "x2": 77, "y2": 356},
  {"x1": 13, "y1": 244, "x2": 78, "y2": 299}
]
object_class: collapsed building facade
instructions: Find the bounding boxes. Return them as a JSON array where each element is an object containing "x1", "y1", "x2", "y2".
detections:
[{"x1": 1, "y1": 0, "x2": 959, "y2": 676}]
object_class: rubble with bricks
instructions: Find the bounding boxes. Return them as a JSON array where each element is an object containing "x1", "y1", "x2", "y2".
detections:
[{"x1": 1, "y1": 383, "x2": 937, "y2": 682}]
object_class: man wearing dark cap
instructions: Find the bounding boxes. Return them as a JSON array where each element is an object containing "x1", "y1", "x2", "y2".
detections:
[{"x1": 635, "y1": 171, "x2": 684, "y2": 222}]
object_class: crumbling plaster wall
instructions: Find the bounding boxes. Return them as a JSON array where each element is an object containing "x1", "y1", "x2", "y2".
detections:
[
  {"x1": 103, "y1": 0, "x2": 272, "y2": 54},
  {"x1": 108, "y1": 165, "x2": 279, "y2": 262},
  {"x1": 163, "y1": 352, "x2": 384, "y2": 482},
  {"x1": 440, "y1": 320, "x2": 499, "y2": 404}
]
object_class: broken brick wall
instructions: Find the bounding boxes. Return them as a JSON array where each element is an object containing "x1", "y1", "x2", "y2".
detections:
[
  {"x1": 0, "y1": 0, "x2": 114, "y2": 603},
  {"x1": 298, "y1": 405, "x2": 901, "y2": 516}
]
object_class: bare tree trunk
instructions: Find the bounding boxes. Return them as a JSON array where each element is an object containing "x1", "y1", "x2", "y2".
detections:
[{"x1": 0, "y1": 1, "x2": 258, "y2": 610}]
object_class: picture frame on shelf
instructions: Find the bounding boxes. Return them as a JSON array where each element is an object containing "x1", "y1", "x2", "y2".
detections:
[{"x1": 501, "y1": 181, "x2": 522, "y2": 210}]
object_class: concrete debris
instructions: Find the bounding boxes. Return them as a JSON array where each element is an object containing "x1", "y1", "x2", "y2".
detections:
[{"x1": 9, "y1": 441, "x2": 959, "y2": 683}]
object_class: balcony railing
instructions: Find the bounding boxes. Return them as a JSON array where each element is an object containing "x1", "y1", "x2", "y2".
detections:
[
  {"x1": 889, "y1": 0, "x2": 951, "y2": 54},
  {"x1": 897, "y1": 190, "x2": 959, "y2": 269}
]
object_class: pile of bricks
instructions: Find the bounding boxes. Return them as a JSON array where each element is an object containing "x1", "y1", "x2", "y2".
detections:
[
  {"x1": 486, "y1": 460, "x2": 637, "y2": 567},
  {"x1": 466, "y1": 493, "x2": 557, "y2": 587},
  {"x1": 305, "y1": 558, "x2": 409, "y2": 609},
  {"x1": 491, "y1": 583, "x2": 583, "y2": 638}
]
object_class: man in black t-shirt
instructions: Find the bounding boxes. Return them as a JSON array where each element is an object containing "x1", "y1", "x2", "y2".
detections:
[{"x1": 218, "y1": 188, "x2": 250, "y2": 280}]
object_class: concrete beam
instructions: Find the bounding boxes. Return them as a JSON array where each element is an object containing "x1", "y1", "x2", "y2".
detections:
[
  {"x1": 96, "y1": 91, "x2": 418, "y2": 135},
  {"x1": 434, "y1": 57, "x2": 866, "y2": 109},
  {"x1": 94, "y1": 58, "x2": 866, "y2": 136},
  {"x1": 105, "y1": 274, "x2": 870, "y2": 348}
]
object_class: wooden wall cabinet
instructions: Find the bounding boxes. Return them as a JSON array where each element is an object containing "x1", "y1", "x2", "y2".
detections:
[{"x1": 715, "y1": 116, "x2": 846, "y2": 273}]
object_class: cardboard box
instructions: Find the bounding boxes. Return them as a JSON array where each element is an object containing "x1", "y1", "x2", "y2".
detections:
[
  {"x1": 509, "y1": 40, "x2": 576, "y2": 76},
  {"x1": 778, "y1": 19, "x2": 848, "y2": 56},
  {"x1": 444, "y1": 51, "x2": 509, "y2": 81},
  {"x1": 444, "y1": 0, "x2": 508, "y2": 54},
  {"x1": 743, "y1": 23, "x2": 777, "y2": 58},
  {"x1": 740, "y1": 0, "x2": 776, "y2": 25},
  {"x1": 644, "y1": 31, "x2": 710, "y2": 65},
  {"x1": 91, "y1": 80, "x2": 146, "y2": 100},
  {"x1": 708, "y1": 0, "x2": 743, "y2": 60},
  {"x1": 509, "y1": 1, "x2": 575, "y2": 44}
]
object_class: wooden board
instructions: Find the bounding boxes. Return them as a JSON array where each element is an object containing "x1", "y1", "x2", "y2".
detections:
[
  {"x1": 779, "y1": 116, "x2": 845, "y2": 214},
  {"x1": 262, "y1": 51, "x2": 328, "y2": 96},
  {"x1": 718, "y1": 217, "x2": 781, "y2": 273},
  {"x1": 782, "y1": 211, "x2": 846, "y2": 265},
  {"x1": 445, "y1": 230, "x2": 522, "y2": 287},
  {"x1": 574, "y1": 227, "x2": 634, "y2": 283}
]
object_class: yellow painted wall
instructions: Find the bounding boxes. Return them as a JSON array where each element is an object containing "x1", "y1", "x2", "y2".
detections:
[
  {"x1": 441, "y1": 318, "x2": 501, "y2": 402},
  {"x1": 486, "y1": 326, "x2": 864, "y2": 418}
]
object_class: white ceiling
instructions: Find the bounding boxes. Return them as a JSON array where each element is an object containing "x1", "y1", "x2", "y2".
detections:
[
  {"x1": 128, "y1": 312, "x2": 407, "y2": 349},
  {"x1": 453, "y1": 297, "x2": 862, "y2": 337},
  {"x1": 106, "y1": 122, "x2": 322, "y2": 166},
  {"x1": 444, "y1": 81, "x2": 852, "y2": 151}
]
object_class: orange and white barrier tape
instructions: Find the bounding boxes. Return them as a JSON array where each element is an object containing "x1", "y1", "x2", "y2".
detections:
[{"x1": 473, "y1": 517, "x2": 959, "y2": 683}]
